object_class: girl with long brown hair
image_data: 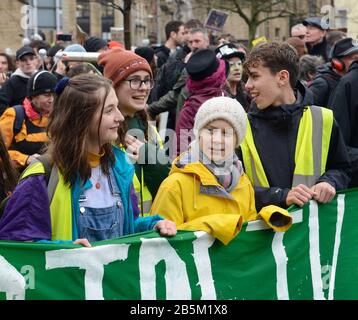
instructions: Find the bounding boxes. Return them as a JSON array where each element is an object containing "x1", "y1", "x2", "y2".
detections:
[
  {"x1": 0, "y1": 74, "x2": 176, "y2": 245},
  {"x1": 98, "y1": 49, "x2": 170, "y2": 216}
]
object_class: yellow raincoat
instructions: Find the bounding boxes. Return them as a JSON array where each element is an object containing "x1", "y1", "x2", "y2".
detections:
[{"x1": 150, "y1": 153, "x2": 292, "y2": 244}]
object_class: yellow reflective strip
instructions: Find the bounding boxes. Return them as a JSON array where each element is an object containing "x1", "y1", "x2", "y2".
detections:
[
  {"x1": 294, "y1": 108, "x2": 314, "y2": 175},
  {"x1": 240, "y1": 120, "x2": 269, "y2": 187},
  {"x1": 20, "y1": 161, "x2": 45, "y2": 179},
  {"x1": 150, "y1": 124, "x2": 164, "y2": 149},
  {"x1": 155, "y1": 129, "x2": 164, "y2": 149},
  {"x1": 321, "y1": 108, "x2": 333, "y2": 175},
  {"x1": 133, "y1": 172, "x2": 141, "y2": 193},
  {"x1": 22, "y1": 132, "x2": 49, "y2": 142},
  {"x1": 240, "y1": 140, "x2": 254, "y2": 185},
  {"x1": 20, "y1": 161, "x2": 72, "y2": 240},
  {"x1": 49, "y1": 170, "x2": 72, "y2": 240}
]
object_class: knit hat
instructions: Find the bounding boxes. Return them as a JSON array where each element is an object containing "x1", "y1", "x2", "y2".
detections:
[
  {"x1": 84, "y1": 36, "x2": 108, "y2": 53},
  {"x1": 64, "y1": 44, "x2": 86, "y2": 53},
  {"x1": 186, "y1": 49, "x2": 219, "y2": 81},
  {"x1": 98, "y1": 48, "x2": 153, "y2": 88},
  {"x1": 193, "y1": 96, "x2": 247, "y2": 147},
  {"x1": 134, "y1": 46, "x2": 155, "y2": 64},
  {"x1": 108, "y1": 41, "x2": 124, "y2": 50},
  {"x1": 27, "y1": 70, "x2": 58, "y2": 97}
]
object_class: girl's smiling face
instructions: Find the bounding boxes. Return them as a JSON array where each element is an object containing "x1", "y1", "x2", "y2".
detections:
[
  {"x1": 87, "y1": 87, "x2": 123, "y2": 153},
  {"x1": 199, "y1": 119, "x2": 237, "y2": 162}
]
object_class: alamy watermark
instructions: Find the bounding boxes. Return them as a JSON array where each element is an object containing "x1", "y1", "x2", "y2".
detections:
[{"x1": 21, "y1": 5, "x2": 36, "y2": 30}]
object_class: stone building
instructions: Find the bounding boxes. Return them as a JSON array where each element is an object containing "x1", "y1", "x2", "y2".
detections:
[{"x1": 0, "y1": 0, "x2": 357, "y2": 53}]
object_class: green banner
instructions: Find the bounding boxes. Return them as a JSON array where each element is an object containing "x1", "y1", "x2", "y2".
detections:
[{"x1": 0, "y1": 189, "x2": 357, "y2": 300}]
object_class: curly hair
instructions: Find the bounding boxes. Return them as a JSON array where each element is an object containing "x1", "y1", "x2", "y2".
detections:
[{"x1": 244, "y1": 41, "x2": 299, "y2": 89}]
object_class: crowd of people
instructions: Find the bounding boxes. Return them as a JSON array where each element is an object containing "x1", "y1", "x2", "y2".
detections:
[{"x1": 0, "y1": 16, "x2": 356, "y2": 249}]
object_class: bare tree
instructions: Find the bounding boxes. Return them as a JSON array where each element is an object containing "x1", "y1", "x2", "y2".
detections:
[
  {"x1": 101, "y1": 0, "x2": 133, "y2": 49},
  {"x1": 191, "y1": 0, "x2": 313, "y2": 46}
]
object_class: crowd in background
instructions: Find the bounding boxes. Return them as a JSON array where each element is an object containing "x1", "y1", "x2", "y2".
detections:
[{"x1": 0, "y1": 15, "x2": 356, "y2": 247}]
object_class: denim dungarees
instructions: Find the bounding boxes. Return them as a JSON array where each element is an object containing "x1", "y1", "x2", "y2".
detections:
[{"x1": 77, "y1": 169, "x2": 124, "y2": 242}]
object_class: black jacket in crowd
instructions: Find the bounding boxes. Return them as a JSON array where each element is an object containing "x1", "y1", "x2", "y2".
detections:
[
  {"x1": 240, "y1": 81, "x2": 351, "y2": 211},
  {"x1": 155, "y1": 45, "x2": 171, "y2": 69},
  {"x1": 0, "y1": 70, "x2": 29, "y2": 116},
  {"x1": 309, "y1": 63, "x2": 341, "y2": 108},
  {"x1": 328, "y1": 60, "x2": 358, "y2": 187},
  {"x1": 306, "y1": 37, "x2": 330, "y2": 62}
]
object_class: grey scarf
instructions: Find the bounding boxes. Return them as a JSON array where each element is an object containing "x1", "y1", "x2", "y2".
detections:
[{"x1": 189, "y1": 141, "x2": 243, "y2": 193}]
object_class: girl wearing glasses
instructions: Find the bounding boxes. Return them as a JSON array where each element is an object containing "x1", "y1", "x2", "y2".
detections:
[
  {"x1": 99, "y1": 49, "x2": 170, "y2": 216},
  {"x1": 0, "y1": 74, "x2": 176, "y2": 245}
]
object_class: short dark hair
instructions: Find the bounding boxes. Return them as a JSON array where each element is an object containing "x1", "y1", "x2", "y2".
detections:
[
  {"x1": 244, "y1": 41, "x2": 299, "y2": 89},
  {"x1": 165, "y1": 20, "x2": 184, "y2": 40},
  {"x1": 184, "y1": 19, "x2": 203, "y2": 30}
]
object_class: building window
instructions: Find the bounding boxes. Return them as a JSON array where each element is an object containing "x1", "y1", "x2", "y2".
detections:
[
  {"x1": 77, "y1": 0, "x2": 90, "y2": 18},
  {"x1": 275, "y1": 27, "x2": 280, "y2": 38},
  {"x1": 336, "y1": 9, "x2": 348, "y2": 29},
  {"x1": 102, "y1": 3, "x2": 114, "y2": 17}
]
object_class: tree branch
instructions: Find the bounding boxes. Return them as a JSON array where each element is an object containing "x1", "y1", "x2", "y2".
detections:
[{"x1": 100, "y1": 0, "x2": 124, "y2": 15}]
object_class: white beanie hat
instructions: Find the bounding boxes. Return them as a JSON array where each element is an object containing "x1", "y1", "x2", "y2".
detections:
[{"x1": 193, "y1": 96, "x2": 247, "y2": 147}]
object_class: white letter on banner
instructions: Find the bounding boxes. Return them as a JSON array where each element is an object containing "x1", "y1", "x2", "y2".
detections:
[
  {"x1": 328, "y1": 194, "x2": 345, "y2": 300},
  {"x1": 193, "y1": 231, "x2": 216, "y2": 300},
  {"x1": 272, "y1": 232, "x2": 289, "y2": 300},
  {"x1": 139, "y1": 237, "x2": 191, "y2": 300},
  {"x1": 247, "y1": 210, "x2": 303, "y2": 300},
  {"x1": 45, "y1": 244, "x2": 129, "y2": 300},
  {"x1": 308, "y1": 201, "x2": 325, "y2": 300},
  {"x1": 0, "y1": 256, "x2": 26, "y2": 300}
]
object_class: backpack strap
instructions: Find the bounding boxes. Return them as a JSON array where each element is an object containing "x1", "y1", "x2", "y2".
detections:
[
  {"x1": 13, "y1": 105, "x2": 25, "y2": 136},
  {"x1": 0, "y1": 155, "x2": 59, "y2": 219},
  {"x1": 37, "y1": 154, "x2": 59, "y2": 203}
]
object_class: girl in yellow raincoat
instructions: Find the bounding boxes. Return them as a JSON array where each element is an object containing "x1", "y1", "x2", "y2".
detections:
[{"x1": 150, "y1": 96, "x2": 292, "y2": 244}]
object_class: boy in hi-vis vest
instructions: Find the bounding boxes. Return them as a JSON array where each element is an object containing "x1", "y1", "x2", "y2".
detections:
[{"x1": 240, "y1": 41, "x2": 351, "y2": 211}]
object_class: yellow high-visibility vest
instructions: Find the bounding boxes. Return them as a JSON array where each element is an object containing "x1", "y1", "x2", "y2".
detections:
[
  {"x1": 241, "y1": 106, "x2": 333, "y2": 188},
  {"x1": 133, "y1": 168, "x2": 152, "y2": 217}
]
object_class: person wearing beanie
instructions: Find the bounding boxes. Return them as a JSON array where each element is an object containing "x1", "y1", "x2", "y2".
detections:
[
  {"x1": 175, "y1": 48, "x2": 227, "y2": 156},
  {"x1": 0, "y1": 70, "x2": 57, "y2": 170},
  {"x1": 0, "y1": 73, "x2": 176, "y2": 244},
  {"x1": 150, "y1": 96, "x2": 292, "y2": 245},
  {"x1": 98, "y1": 48, "x2": 170, "y2": 216},
  {"x1": 84, "y1": 37, "x2": 108, "y2": 75},
  {"x1": 216, "y1": 43, "x2": 251, "y2": 112},
  {"x1": 108, "y1": 40, "x2": 125, "y2": 50},
  {"x1": 84, "y1": 36, "x2": 108, "y2": 53}
]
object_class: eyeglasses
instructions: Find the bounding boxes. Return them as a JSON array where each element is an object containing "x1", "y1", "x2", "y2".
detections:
[{"x1": 125, "y1": 78, "x2": 154, "y2": 90}]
